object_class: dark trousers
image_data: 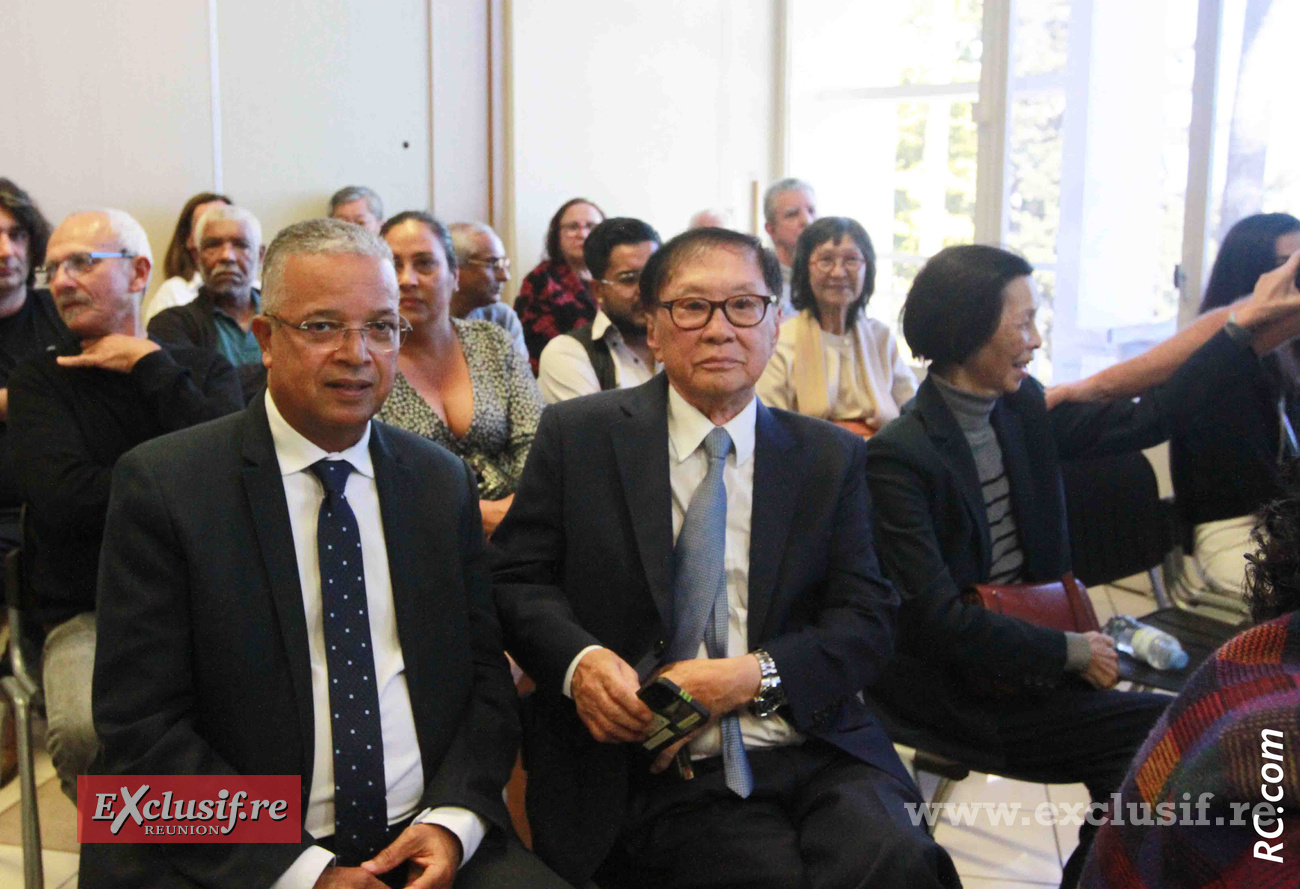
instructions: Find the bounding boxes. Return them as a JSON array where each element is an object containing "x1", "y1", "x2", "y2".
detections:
[
  {"x1": 318, "y1": 823, "x2": 573, "y2": 889},
  {"x1": 986, "y1": 687, "x2": 1169, "y2": 888},
  {"x1": 596, "y1": 739, "x2": 960, "y2": 889}
]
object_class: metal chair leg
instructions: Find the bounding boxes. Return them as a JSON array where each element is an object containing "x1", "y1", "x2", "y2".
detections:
[{"x1": 1, "y1": 677, "x2": 43, "y2": 889}]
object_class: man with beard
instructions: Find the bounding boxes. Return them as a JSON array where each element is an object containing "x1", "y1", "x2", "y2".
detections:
[
  {"x1": 149, "y1": 204, "x2": 266, "y2": 400},
  {"x1": 448, "y1": 222, "x2": 527, "y2": 360},
  {"x1": 537, "y1": 217, "x2": 661, "y2": 403}
]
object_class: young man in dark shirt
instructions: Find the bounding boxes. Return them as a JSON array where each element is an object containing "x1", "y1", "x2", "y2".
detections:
[
  {"x1": 0, "y1": 179, "x2": 67, "y2": 553},
  {"x1": 10, "y1": 209, "x2": 242, "y2": 800}
]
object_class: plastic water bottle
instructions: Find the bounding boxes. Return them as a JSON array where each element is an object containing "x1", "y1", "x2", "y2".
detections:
[{"x1": 1103, "y1": 615, "x2": 1189, "y2": 671}]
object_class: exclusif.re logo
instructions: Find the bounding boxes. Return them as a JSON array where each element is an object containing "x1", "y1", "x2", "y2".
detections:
[{"x1": 76, "y1": 775, "x2": 301, "y2": 844}]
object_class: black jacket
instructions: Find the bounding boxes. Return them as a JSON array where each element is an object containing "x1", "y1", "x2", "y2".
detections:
[
  {"x1": 81, "y1": 395, "x2": 519, "y2": 887},
  {"x1": 491, "y1": 374, "x2": 906, "y2": 885},
  {"x1": 148, "y1": 287, "x2": 266, "y2": 402},
  {"x1": 864, "y1": 330, "x2": 1259, "y2": 744}
]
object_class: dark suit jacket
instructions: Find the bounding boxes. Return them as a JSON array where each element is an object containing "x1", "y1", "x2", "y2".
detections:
[
  {"x1": 147, "y1": 287, "x2": 267, "y2": 402},
  {"x1": 81, "y1": 393, "x2": 519, "y2": 888},
  {"x1": 863, "y1": 330, "x2": 1259, "y2": 744},
  {"x1": 491, "y1": 374, "x2": 905, "y2": 886}
]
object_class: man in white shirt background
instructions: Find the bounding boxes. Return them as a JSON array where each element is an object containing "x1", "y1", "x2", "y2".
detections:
[
  {"x1": 84, "y1": 219, "x2": 566, "y2": 889},
  {"x1": 537, "y1": 217, "x2": 661, "y2": 403}
]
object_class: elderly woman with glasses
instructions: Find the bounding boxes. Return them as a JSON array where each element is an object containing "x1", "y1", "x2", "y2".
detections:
[
  {"x1": 757, "y1": 217, "x2": 916, "y2": 437},
  {"x1": 374, "y1": 211, "x2": 544, "y2": 535},
  {"x1": 514, "y1": 197, "x2": 606, "y2": 372}
]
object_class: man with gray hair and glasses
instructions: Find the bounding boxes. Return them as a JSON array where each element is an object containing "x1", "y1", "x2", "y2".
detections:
[
  {"x1": 763, "y1": 177, "x2": 817, "y2": 313},
  {"x1": 329, "y1": 185, "x2": 385, "y2": 234},
  {"x1": 149, "y1": 203, "x2": 267, "y2": 400},
  {"x1": 83, "y1": 218, "x2": 566, "y2": 889},
  {"x1": 447, "y1": 222, "x2": 527, "y2": 360},
  {"x1": 9, "y1": 209, "x2": 242, "y2": 801}
]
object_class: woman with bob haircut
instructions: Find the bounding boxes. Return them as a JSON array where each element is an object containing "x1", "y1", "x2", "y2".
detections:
[
  {"x1": 863, "y1": 243, "x2": 1300, "y2": 886},
  {"x1": 757, "y1": 217, "x2": 916, "y2": 435}
]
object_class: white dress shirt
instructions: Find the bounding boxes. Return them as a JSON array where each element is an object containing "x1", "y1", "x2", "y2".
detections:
[
  {"x1": 264, "y1": 393, "x2": 485, "y2": 889},
  {"x1": 537, "y1": 310, "x2": 658, "y2": 404},
  {"x1": 564, "y1": 385, "x2": 801, "y2": 758}
]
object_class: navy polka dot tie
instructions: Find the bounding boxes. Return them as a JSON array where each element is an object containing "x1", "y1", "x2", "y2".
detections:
[{"x1": 310, "y1": 459, "x2": 388, "y2": 866}]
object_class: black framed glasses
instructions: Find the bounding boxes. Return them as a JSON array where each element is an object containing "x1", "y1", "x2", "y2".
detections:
[
  {"x1": 657, "y1": 294, "x2": 776, "y2": 330},
  {"x1": 264, "y1": 313, "x2": 412, "y2": 353},
  {"x1": 36, "y1": 251, "x2": 134, "y2": 288}
]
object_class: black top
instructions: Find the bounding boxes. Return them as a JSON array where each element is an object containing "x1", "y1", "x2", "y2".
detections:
[
  {"x1": 864, "y1": 330, "x2": 1259, "y2": 744},
  {"x1": 1171, "y1": 350, "x2": 1298, "y2": 526},
  {"x1": 0, "y1": 289, "x2": 70, "y2": 506},
  {"x1": 9, "y1": 339, "x2": 243, "y2": 624},
  {"x1": 148, "y1": 287, "x2": 266, "y2": 403}
]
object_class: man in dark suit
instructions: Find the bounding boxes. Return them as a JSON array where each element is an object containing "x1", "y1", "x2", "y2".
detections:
[
  {"x1": 492, "y1": 227, "x2": 958, "y2": 889},
  {"x1": 85, "y1": 219, "x2": 566, "y2": 889}
]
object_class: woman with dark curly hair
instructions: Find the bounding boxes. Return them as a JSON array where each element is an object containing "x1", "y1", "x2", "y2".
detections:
[
  {"x1": 757, "y1": 217, "x2": 916, "y2": 436},
  {"x1": 513, "y1": 197, "x2": 605, "y2": 371},
  {"x1": 1078, "y1": 469, "x2": 1300, "y2": 887}
]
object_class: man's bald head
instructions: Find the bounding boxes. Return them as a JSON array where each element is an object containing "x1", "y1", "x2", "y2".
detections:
[{"x1": 449, "y1": 222, "x2": 510, "y2": 315}]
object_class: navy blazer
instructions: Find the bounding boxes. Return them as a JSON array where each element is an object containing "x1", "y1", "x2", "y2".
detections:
[
  {"x1": 491, "y1": 373, "x2": 905, "y2": 886},
  {"x1": 864, "y1": 330, "x2": 1260, "y2": 743},
  {"x1": 82, "y1": 393, "x2": 518, "y2": 888}
]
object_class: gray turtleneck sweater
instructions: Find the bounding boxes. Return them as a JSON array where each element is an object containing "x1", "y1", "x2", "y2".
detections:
[{"x1": 931, "y1": 374, "x2": 1092, "y2": 673}]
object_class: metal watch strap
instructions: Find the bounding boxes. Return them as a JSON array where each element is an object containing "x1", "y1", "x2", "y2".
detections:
[{"x1": 750, "y1": 649, "x2": 785, "y2": 717}]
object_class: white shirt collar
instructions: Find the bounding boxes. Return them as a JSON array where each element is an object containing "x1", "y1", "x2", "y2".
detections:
[
  {"x1": 264, "y1": 390, "x2": 375, "y2": 479},
  {"x1": 666, "y1": 383, "x2": 757, "y2": 467},
  {"x1": 591, "y1": 310, "x2": 618, "y2": 344}
]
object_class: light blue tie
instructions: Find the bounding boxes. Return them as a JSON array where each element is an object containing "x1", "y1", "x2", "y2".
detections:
[{"x1": 668, "y1": 427, "x2": 753, "y2": 798}]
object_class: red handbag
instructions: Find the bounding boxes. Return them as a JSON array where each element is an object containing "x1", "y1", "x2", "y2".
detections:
[{"x1": 962, "y1": 573, "x2": 1101, "y2": 634}]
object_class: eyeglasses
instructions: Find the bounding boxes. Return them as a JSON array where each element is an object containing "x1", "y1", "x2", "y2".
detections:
[
  {"x1": 263, "y1": 313, "x2": 412, "y2": 353},
  {"x1": 463, "y1": 255, "x2": 511, "y2": 272},
  {"x1": 36, "y1": 251, "x2": 134, "y2": 288},
  {"x1": 560, "y1": 222, "x2": 598, "y2": 234},
  {"x1": 811, "y1": 255, "x2": 865, "y2": 274},
  {"x1": 657, "y1": 294, "x2": 776, "y2": 330},
  {"x1": 600, "y1": 271, "x2": 641, "y2": 288}
]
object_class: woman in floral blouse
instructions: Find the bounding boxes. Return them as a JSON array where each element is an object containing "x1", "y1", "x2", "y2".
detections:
[
  {"x1": 514, "y1": 197, "x2": 605, "y2": 372},
  {"x1": 377, "y1": 211, "x2": 544, "y2": 535}
]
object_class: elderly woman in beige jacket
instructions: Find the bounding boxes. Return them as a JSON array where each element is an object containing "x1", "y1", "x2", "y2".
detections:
[{"x1": 757, "y1": 216, "x2": 917, "y2": 436}]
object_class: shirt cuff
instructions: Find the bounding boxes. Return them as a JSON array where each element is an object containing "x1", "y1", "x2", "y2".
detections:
[
  {"x1": 270, "y1": 845, "x2": 335, "y2": 889},
  {"x1": 414, "y1": 806, "x2": 488, "y2": 868},
  {"x1": 1064, "y1": 631, "x2": 1093, "y2": 672},
  {"x1": 563, "y1": 645, "x2": 606, "y2": 698}
]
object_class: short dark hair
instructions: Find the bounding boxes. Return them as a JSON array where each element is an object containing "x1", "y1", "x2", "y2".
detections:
[
  {"x1": 0, "y1": 179, "x2": 52, "y2": 289},
  {"x1": 638, "y1": 227, "x2": 782, "y2": 313},
  {"x1": 902, "y1": 244, "x2": 1034, "y2": 371},
  {"x1": 582, "y1": 217, "x2": 661, "y2": 282},
  {"x1": 379, "y1": 211, "x2": 458, "y2": 273},
  {"x1": 790, "y1": 217, "x2": 876, "y2": 329},
  {"x1": 1245, "y1": 461, "x2": 1300, "y2": 623},
  {"x1": 163, "y1": 192, "x2": 233, "y2": 280},
  {"x1": 544, "y1": 197, "x2": 605, "y2": 263},
  {"x1": 1201, "y1": 213, "x2": 1300, "y2": 314}
]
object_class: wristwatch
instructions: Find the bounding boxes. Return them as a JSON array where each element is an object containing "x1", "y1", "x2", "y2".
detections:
[
  {"x1": 1225, "y1": 310, "x2": 1257, "y2": 347},
  {"x1": 750, "y1": 649, "x2": 786, "y2": 717}
]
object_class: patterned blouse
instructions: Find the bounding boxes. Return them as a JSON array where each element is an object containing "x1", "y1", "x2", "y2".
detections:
[
  {"x1": 377, "y1": 319, "x2": 544, "y2": 500},
  {"x1": 514, "y1": 258, "x2": 597, "y2": 373}
]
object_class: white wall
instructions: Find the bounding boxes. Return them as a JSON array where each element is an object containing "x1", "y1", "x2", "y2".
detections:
[{"x1": 508, "y1": 0, "x2": 778, "y2": 276}]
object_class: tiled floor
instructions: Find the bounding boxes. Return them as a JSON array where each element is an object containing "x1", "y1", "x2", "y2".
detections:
[{"x1": 0, "y1": 574, "x2": 1231, "y2": 888}]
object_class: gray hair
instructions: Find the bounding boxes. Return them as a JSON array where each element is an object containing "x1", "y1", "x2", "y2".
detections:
[
  {"x1": 328, "y1": 185, "x2": 384, "y2": 220},
  {"x1": 194, "y1": 204, "x2": 263, "y2": 251},
  {"x1": 91, "y1": 209, "x2": 153, "y2": 293},
  {"x1": 762, "y1": 178, "x2": 815, "y2": 225},
  {"x1": 261, "y1": 218, "x2": 393, "y2": 313},
  {"x1": 448, "y1": 221, "x2": 499, "y2": 259}
]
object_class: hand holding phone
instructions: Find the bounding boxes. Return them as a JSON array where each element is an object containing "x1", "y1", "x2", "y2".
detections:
[{"x1": 637, "y1": 676, "x2": 710, "y2": 755}]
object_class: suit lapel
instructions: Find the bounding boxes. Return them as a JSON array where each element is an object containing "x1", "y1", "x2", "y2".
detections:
[
  {"x1": 748, "y1": 402, "x2": 797, "y2": 642},
  {"x1": 239, "y1": 394, "x2": 317, "y2": 788},
  {"x1": 610, "y1": 377, "x2": 676, "y2": 630},
  {"x1": 916, "y1": 379, "x2": 992, "y2": 572}
]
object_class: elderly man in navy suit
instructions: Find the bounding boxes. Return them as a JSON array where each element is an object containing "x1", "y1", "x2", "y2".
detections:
[{"x1": 492, "y1": 226, "x2": 959, "y2": 889}]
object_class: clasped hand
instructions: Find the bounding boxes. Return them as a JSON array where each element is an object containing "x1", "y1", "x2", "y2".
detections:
[{"x1": 312, "y1": 823, "x2": 462, "y2": 889}]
